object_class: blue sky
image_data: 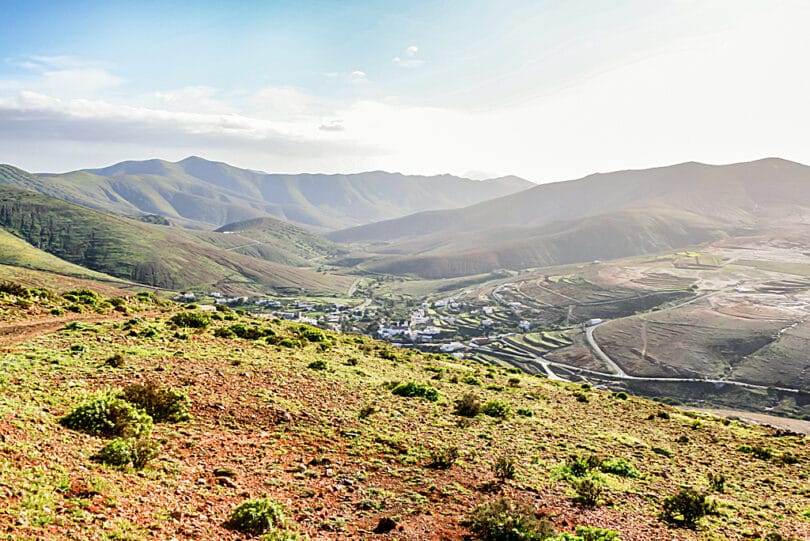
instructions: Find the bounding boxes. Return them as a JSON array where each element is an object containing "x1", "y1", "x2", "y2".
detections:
[{"x1": 1, "y1": 0, "x2": 809, "y2": 181}]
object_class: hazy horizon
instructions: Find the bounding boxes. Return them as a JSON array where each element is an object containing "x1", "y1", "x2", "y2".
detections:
[{"x1": 1, "y1": 0, "x2": 809, "y2": 183}]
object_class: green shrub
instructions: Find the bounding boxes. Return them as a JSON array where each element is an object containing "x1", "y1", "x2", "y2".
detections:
[
  {"x1": 553, "y1": 526, "x2": 621, "y2": 540},
  {"x1": 462, "y1": 375, "x2": 482, "y2": 386},
  {"x1": 738, "y1": 444, "x2": 772, "y2": 460},
  {"x1": 707, "y1": 471, "x2": 726, "y2": 492},
  {"x1": 774, "y1": 452, "x2": 799, "y2": 465},
  {"x1": 661, "y1": 487, "x2": 716, "y2": 528},
  {"x1": 564, "y1": 454, "x2": 601, "y2": 478},
  {"x1": 60, "y1": 396, "x2": 152, "y2": 438},
  {"x1": 599, "y1": 458, "x2": 640, "y2": 478},
  {"x1": 300, "y1": 327, "x2": 326, "y2": 342},
  {"x1": 482, "y1": 400, "x2": 511, "y2": 418},
  {"x1": 454, "y1": 393, "x2": 482, "y2": 417},
  {"x1": 214, "y1": 327, "x2": 236, "y2": 339},
  {"x1": 427, "y1": 446, "x2": 459, "y2": 470},
  {"x1": 467, "y1": 497, "x2": 556, "y2": 541},
  {"x1": 358, "y1": 405, "x2": 377, "y2": 419},
  {"x1": 378, "y1": 349, "x2": 399, "y2": 361},
  {"x1": 226, "y1": 498, "x2": 286, "y2": 536},
  {"x1": 516, "y1": 408, "x2": 534, "y2": 417},
  {"x1": 93, "y1": 438, "x2": 132, "y2": 467},
  {"x1": 392, "y1": 382, "x2": 439, "y2": 402},
  {"x1": 120, "y1": 380, "x2": 190, "y2": 423},
  {"x1": 222, "y1": 324, "x2": 271, "y2": 340},
  {"x1": 278, "y1": 338, "x2": 302, "y2": 348},
  {"x1": 307, "y1": 360, "x2": 328, "y2": 371},
  {"x1": 105, "y1": 354, "x2": 126, "y2": 368},
  {"x1": 572, "y1": 391, "x2": 588, "y2": 403},
  {"x1": 612, "y1": 392, "x2": 629, "y2": 400},
  {"x1": 570, "y1": 477, "x2": 603, "y2": 507},
  {"x1": 0, "y1": 281, "x2": 30, "y2": 297},
  {"x1": 493, "y1": 454, "x2": 516, "y2": 482},
  {"x1": 64, "y1": 289, "x2": 99, "y2": 305},
  {"x1": 93, "y1": 437, "x2": 161, "y2": 470},
  {"x1": 170, "y1": 312, "x2": 210, "y2": 328}
]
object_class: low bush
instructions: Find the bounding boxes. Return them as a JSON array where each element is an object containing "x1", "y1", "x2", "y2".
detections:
[
  {"x1": 467, "y1": 497, "x2": 556, "y2": 541},
  {"x1": 278, "y1": 338, "x2": 302, "y2": 348},
  {"x1": 0, "y1": 281, "x2": 30, "y2": 297},
  {"x1": 563, "y1": 454, "x2": 601, "y2": 478},
  {"x1": 661, "y1": 487, "x2": 716, "y2": 528},
  {"x1": 105, "y1": 354, "x2": 126, "y2": 368},
  {"x1": 226, "y1": 498, "x2": 286, "y2": 536},
  {"x1": 482, "y1": 400, "x2": 511, "y2": 418},
  {"x1": 120, "y1": 380, "x2": 190, "y2": 423},
  {"x1": 493, "y1": 454, "x2": 516, "y2": 482},
  {"x1": 300, "y1": 327, "x2": 326, "y2": 342},
  {"x1": 392, "y1": 382, "x2": 439, "y2": 402},
  {"x1": 707, "y1": 471, "x2": 726, "y2": 492},
  {"x1": 93, "y1": 437, "x2": 161, "y2": 470},
  {"x1": 64, "y1": 289, "x2": 100, "y2": 306},
  {"x1": 599, "y1": 458, "x2": 640, "y2": 478},
  {"x1": 427, "y1": 446, "x2": 459, "y2": 470},
  {"x1": 60, "y1": 396, "x2": 152, "y2": 438},
  {"x1": 570, "y1": 477, "x2": 603, "y2": 507},
  {"x1": 462, "y1": 375, "x2": 482, "y2": 386},
  {"x1": 572, "y1": 391, "x2": 588, "y2": 403},
  {"x1": 738, "y1": 444, "x2": 772, "y2": 460},
  {"x1": 454, "y1": 393, "x2": 482, "y2": 417},
  {"x1": 554, "y1": 526, "x2": 621, "y2": 540},
  {"x1": 307, "y1": 360, "x2": 328, "y2": 371},
  {"x1": 170, "y1": 312, "x2": 210, "y2": 328}
]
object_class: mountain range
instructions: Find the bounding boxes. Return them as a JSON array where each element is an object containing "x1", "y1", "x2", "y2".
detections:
[
  {"x1": 2, "y1": 155, "x2": 810, "y2": 289},
  {"x1": 1, "y1": 157, "x2": 533, "y2": 231},
  {"x1": 330, "y1": 158, "x2": 810, "y2": 278}
]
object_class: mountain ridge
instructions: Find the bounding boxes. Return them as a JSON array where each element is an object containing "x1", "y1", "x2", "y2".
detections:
[{"x1": 12, "y1": 156, "x2": 534, "y2": 231}]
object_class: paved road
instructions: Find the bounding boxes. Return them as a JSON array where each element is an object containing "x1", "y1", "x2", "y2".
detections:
[{"x1": 584, "y1": 324, "x2": 626, "y2": 376}]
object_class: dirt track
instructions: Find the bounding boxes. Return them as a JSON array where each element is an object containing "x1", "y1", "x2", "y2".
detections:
[
  {"x1": 0, "y1": 312, "x2": 151, "y2": 349},
  {"x1": 687, "y1": 407, "x2": 810, "y2": 436}
]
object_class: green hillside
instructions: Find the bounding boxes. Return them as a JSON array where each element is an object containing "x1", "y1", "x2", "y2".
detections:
[
  {"x1": 0, "y1": 228, "x2": 125, "y2": 283},
  {"x1": 197, "y1": 216, "x2": 344, "y2": 267},
  {"x1": 0, "y1": 186, "x2": 351, "y2": 294},
  {"x1": 0, "y1": 290, "x2": 807, "y2": 540}
]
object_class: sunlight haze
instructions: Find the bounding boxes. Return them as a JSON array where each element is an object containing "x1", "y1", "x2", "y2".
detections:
[{"x1": 1, "y1": 0, "x2": 808, "y2": 181}]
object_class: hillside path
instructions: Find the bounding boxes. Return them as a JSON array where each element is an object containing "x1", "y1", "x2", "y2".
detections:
[{"x1": 0, "y1": 312, "x2": 147, "y2": 349}]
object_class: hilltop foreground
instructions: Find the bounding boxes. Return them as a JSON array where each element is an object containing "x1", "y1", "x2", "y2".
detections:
[{"x1": 0, "y1": 284, "x2": 807, "y2": 540}]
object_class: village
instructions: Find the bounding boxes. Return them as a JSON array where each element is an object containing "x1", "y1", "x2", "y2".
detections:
[{"x1": 171, "y1": 285, "x2": 583, "y2": 367}]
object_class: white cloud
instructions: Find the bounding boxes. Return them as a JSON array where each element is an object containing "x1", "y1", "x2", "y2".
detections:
[
  {"x1": 392, "y1": 45, "x2": 424, "y2": 68},
  {"x1": 323, "y1": 70, "x2": 369, "y2": 84},
  {"x1": 148, "y1": 86, "x2": 234, "y2": 114},
  {"x1": 0, "y1": 55, "x2": 122, "y2": 98},
  {"x1": 319, "y1": 120, "x2": 345, "y2": 132}
]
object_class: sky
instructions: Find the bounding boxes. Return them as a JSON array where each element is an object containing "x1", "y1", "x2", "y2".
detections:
[{"x1": 0, "y1": 0, "x2": 808, "y2": 182}]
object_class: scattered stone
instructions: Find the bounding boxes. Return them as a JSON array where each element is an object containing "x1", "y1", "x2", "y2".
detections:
[
  {"x1": 213, "y1": 467, "x2": 236, "y2": 478},
  {"x1": 216, "y1": 477, "x2": 237, "y2": 488},
  {"x1": 373, "y1": 517, "x2": 397, "y2": 534}
]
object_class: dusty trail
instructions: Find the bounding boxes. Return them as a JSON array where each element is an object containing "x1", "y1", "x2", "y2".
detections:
[{"x1": 0, "y1": 312, "x2": 151, "y2": 349}]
